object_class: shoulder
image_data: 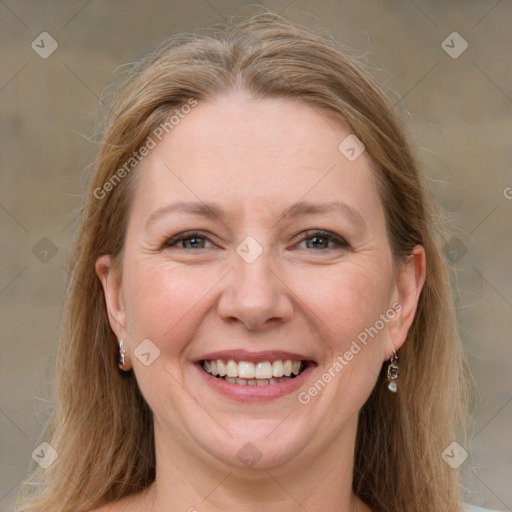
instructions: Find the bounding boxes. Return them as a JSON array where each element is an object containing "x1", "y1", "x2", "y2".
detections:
[{"x1": 464, "y1": 504, "x2": 502, "y2": 512}]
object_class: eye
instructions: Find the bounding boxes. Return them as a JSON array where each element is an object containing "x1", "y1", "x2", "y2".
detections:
[
  {"x1": 162, "y1": 231, "x2": 214, "y2": 250},
  {"x1": 294, "y1": 230, "x2": 350, "y2": 251},
  {"x1": 161, "y1": 230, "x2": 350, "y2": 252}
]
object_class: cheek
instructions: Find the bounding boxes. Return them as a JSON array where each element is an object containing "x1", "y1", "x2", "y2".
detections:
[
  {"x1": 291, "y1": 261, "x2": 392, "y2": 352},
  {"x1": 124, "y1": 259, "x2": 214, "y2": 349}
]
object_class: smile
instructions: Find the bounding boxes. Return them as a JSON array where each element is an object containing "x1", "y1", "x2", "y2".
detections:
[{"x1": 201, "y1": 359, "x2": 306, "y2": 386}]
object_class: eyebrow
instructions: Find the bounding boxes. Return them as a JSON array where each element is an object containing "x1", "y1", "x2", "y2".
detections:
[{"x1": 144, "y1": 200, "x2": 366, "y2": 231}]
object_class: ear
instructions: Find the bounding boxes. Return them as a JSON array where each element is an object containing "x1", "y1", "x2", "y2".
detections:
[
  {"x1": 385, "y1": 245, "x2": 426, "y2": 359},
  {"x1": 95, "y1": 254, "x2": 127, "y2": 342}
]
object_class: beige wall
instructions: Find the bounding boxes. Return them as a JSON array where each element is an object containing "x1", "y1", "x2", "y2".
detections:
[{"x1": 1, "y1": 1, "x2": 511, "y2": 510}]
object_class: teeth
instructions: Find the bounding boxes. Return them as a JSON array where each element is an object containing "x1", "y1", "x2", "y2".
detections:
[
  {"x1": 238, "y1": 361, "x2": 255, "y2": 379},
  {"x1": 255, "y1": 362, "x2": 273, "y2": 379},
  {"x1": 272, "y1": 360, "x2": 284, "y2": 377},
  {"x1": 217, "y1": 360, "x2": 227, "y2": 376},
  {"x1": 202, "y1": 358, "x2": 305, "y2": 383},
  {"x1": 226, "y1": 360, "x2": 238, "y2": 378}
]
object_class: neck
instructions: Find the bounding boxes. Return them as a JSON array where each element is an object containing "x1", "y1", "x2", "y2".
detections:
[{"x1": 140, "y1": 415, "x2": 371, "y2": 512}]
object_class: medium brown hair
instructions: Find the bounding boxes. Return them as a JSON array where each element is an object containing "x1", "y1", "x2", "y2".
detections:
[{"x1": 17, "y1": 11, "x2": 469, "y2": 512}]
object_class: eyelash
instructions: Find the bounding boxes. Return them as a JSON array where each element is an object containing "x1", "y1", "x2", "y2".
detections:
[{"x1": 162, "y1": 230, "x2": 350, "y2": 252}]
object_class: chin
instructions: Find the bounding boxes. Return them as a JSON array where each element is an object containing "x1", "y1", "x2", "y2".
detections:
[{"x1": 187, "y1": 415, "x2": 316, "y2": 473}]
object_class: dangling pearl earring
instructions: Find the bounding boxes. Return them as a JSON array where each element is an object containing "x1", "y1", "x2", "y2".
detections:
[{"x1": 387, "y1": 348, "x2": 399, "y2": 393}]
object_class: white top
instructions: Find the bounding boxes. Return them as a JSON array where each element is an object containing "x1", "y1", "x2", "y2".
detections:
[{"x1": 464, "y1": 504, "x2": 501, "y2": 512}]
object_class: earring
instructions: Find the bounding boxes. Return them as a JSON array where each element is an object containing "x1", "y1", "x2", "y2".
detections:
[
  {"x1": 118, "y1": 339, "x2": 127, "y2": 369},
  {"x1": 387, "y1": 348, "x2": 399, "y2": 393}
]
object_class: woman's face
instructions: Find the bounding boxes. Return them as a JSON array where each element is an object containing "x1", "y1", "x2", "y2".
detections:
[{"x1": 98, "y1": 91, "x2": 423, "y2": 472}]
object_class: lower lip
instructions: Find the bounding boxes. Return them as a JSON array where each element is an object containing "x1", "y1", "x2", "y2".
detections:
[{"x1": 195, "y1": 363, "x2": 315, "y2": 402}]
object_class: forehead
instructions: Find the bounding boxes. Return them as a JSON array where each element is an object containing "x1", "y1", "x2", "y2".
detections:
[{"x1": 129, "y1": 93, "x2": 385, "y2": 230}]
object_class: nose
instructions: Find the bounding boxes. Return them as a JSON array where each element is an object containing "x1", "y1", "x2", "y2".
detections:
[{"x1": 216, "y1": 249, "x2": 294, "y2": 332}]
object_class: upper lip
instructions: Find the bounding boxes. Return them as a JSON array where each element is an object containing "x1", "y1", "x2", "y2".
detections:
[{"x1": 194, "y1": 349, "x2": 316, "y2": 364}]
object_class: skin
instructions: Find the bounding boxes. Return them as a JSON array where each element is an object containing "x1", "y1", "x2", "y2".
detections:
[{"x1": 95, "y1": 89, "x2": 426, "y2": 512}]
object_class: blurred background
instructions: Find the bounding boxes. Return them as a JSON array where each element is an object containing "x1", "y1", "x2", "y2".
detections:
[{"x1": 0, "y1": 1, "x2": 511, "y2": 510}]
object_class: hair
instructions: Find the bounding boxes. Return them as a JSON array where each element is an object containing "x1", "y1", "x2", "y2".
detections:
[{"x1": 16, "y1": 11, "x2": 470, "y2": 512}]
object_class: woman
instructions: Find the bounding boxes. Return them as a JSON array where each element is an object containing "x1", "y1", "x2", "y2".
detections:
[{"x1": 16, "y1": 12, "x2": 492, "y2": 512}]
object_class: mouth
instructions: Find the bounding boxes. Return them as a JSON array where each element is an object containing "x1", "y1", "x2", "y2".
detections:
[
  {"x1": 193, "y1": 350, "x2": 316, "y2": 401},
  {"x1": 200, "y1": 358, "x2": 308, "y2": 386}
]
